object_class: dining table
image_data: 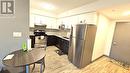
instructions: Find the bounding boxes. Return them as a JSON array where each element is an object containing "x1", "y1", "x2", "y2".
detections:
[{"x1": 2, "y1": 48, "x2": 46, "y2": 73}]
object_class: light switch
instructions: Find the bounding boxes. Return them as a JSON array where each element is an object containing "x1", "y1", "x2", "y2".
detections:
[{"x1": 13, "y1": 32, "x2": 22, "y2": 37}]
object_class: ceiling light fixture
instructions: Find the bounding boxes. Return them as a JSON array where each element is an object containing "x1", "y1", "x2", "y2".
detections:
[
  {"x1": 40, "y1": 2, "x2": 56, "y2": 10},
  {"x1": 123, "y1": 11, "x2": 130, "y2": 16}
]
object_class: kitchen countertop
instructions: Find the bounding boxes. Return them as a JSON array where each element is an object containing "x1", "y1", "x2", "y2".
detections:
[
  {"x1": 51, "y1": 34, "x2": 70, "y2": 41},
  {"x1": 30, "y1": 31, "x2": 70, "y2": 41},
  {"x1": 46, "y1": 32, "x2": 70, "y2": 41}
]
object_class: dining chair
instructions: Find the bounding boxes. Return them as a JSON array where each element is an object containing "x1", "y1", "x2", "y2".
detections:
[
  {"x1": 31, "y1": 56, "x2": 46, "y2": 73},
  {"x1": 31, "y1": 35, "x2": 47, "y2": 73}
]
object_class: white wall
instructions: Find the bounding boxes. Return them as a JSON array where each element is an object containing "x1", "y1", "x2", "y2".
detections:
[
  {"x1": 88, "y1": 14, "x2": 130, "y2": 61},
  {"x1": 104, "y1": 20, "x2": 130, "y2": 56},
  {"x1": 92, "y1": 14, "x2": 112, "y2": 61},
  {"x1": 0, "y1": 0, "x2": 29, "y2": 70},
  {"x1": 104, "y1": 21, "x2": 116, "y2": 56}
]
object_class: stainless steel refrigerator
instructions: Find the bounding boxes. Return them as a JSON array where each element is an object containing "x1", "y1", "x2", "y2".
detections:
[{"x1": 68, "y1": 24, "x2": 97, "y2": 68}]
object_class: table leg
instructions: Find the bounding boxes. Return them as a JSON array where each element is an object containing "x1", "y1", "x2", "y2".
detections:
[{"x1": 26, "y1": 65, "x2": 29, "y2": 73}]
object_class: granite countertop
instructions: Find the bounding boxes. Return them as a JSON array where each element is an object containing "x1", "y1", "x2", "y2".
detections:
[
  {"x1": 46, "y1": 32, "x2": 70, "y2": 41},
  {"x1": 30, "y1": 31, "x2": 70, "y2": 41},
  {"x1": 55, "y1": 35, "x2": 70, "y2": 41}
]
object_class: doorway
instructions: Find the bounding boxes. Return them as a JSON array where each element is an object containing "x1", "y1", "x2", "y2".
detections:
[{"x1": 110, "y1": 22, "x2": 130, "y2": 64}]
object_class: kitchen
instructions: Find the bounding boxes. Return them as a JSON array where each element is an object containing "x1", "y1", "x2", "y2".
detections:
[
  {"x1": 0, "y1": 0, "x2": 130, "y2": 73},
  {"x1": 29, "y1": 0, "x2": 130, "y2": 72}
]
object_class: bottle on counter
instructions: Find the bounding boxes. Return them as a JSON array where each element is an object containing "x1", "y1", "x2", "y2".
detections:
[{"x1": 22, "y1": 42, "x2": 27, "y2": 52}]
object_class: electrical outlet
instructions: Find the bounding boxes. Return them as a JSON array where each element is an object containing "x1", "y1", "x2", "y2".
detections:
[{"x1": 13, "y1": 32, "x2": 22, "y2": 37}]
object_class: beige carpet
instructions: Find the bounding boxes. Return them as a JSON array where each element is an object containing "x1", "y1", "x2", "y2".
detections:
[{"x1": 30, "y1": 46, "x2": 130, "y2": 73}]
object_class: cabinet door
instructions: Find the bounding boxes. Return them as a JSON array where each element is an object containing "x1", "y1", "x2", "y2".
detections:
[
  {"x1": 55, "y1": 37, "x2": 60, "y2": 48},
  {"x1": 59, "y1": 38, "x2": 63, "y2": 50},
  {"x1": 62, "y1": 17, "x2": 71, "y2": 29},
  {"x1": 58, "y1": 38, "x2": 69, "y2": 54},
  {"x1": 29, "y1": 36, "x2": 35, "y2": 48},
  {"x1": 47, "y1": 17, "x2": 58, "y2": 29},
  {"x1": 41, "y1": 17, "x2": 52, "y2": 29},
  {"x1": 78, "y1": 12, "x2": 97, "y2": 24},
  {"x1": 47, "y1": 35, "x2": 57, "y2": 46},
  {"x1": 56, "y1": 19, "x2": 62, "y2": 29},
  {"x1": 56, "y1": 37, "x2": 64, "y2": 52},
  {"x1": 48, "y1": 35, "x2": 69, "y2": 54},
  {"x1": 58, "y1": 16, "x2": 78, "y2": 29},
  {"x1": 62, "y1": 40, "x2": 69, "y2": 54},
  {"x1": 31, "y1": 14, "x2": 57, "y2": 29},
  {"x1": 69, "y1": 16, "x2": 78, "y2": 26}
]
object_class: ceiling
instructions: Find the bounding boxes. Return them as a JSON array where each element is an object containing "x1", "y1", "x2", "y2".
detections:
[
  {"x1": 30, "y1": 0, "x2": 99, "y2": 14},
  {"x1": 31, "y1": 0, "x2": 130, "y2": 20},
  {"x1": 98, "y1": 4, "x2": 130, "y2": 20}
]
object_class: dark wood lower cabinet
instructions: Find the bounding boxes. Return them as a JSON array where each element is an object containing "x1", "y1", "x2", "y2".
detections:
[
  {"x1": 47, "y1": 35, "x2": 57, "y2": 46},
  {"x1": 57, "y1": 38, "x2": 69, "y2": 54},
  {"x1": 30, "y1": 35, "x2": 35, "y2": 48},
  {"x1": 47, "y1": 35, "x2": 69, "y2": 54},
  {"x1": 62, "y1": 40, "x2": 69, "y2": 54},
  {"x1": 30, "y1": 35, "x2": 69, "y2": 54}
]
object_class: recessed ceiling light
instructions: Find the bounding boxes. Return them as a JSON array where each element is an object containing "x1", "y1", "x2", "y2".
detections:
[
  {"x1": 123, "y1": 11, "x2": 130, "y2": 16},
  {"x1": 40, "y1": 2, "x2": 56, "y2": 10}
]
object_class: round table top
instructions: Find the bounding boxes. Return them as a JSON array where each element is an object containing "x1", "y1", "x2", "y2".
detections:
[{"x1": 2, "y1": 48, "x2": 46, "y2": 67}]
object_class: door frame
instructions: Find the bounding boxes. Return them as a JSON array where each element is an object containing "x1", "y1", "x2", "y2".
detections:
[
  {"x1": 109, "y1": 22, "x2": 130, "y2": 63},
  {"x1": 109, "y1": 22, "x2": 117, "y2": 58}
]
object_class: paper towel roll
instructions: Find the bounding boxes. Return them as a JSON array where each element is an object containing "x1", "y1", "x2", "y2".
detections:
[{"x1": 27, "y1": 38, "x2": 32, "y2": 51}]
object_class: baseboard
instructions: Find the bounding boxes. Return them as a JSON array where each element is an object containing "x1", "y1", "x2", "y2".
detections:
[{"x1": 91, "y1": 55, "x2": 105, "y2": 63}]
